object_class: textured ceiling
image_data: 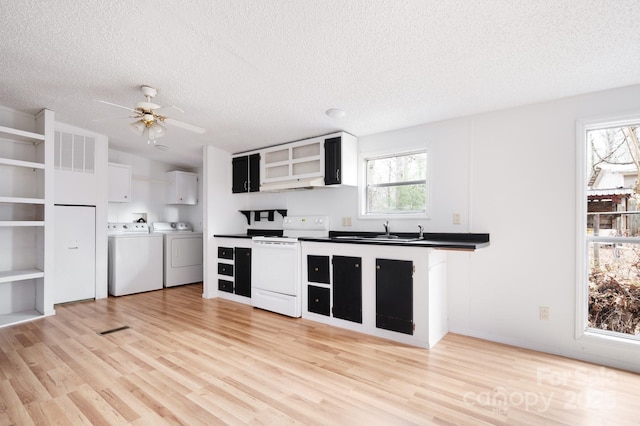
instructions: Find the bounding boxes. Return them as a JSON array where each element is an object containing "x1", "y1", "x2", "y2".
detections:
[{"x1": 2, "y1": 0, "x2": 640, "y2": 168}]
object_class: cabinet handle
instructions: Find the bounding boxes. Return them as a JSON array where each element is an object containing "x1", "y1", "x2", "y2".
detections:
[
  {"x1": 355, "y1": 264, "x2": 359, "y2": 268},
  {"x1": 376, "y1": 265, "x2": 380, "y2": 269},
  {"x1": 336, "y1": 169, "x2": 340, "y2": 181},
  {"x1": 244, "y1": 180, "x2": 248, "y2": 190},
  {"x1": 314, "y1": 267, "x2": 319, "y2": 272}
]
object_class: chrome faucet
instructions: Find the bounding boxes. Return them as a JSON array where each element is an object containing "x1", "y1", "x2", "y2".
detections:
[
  {"x1": 418, "y1": 224, "x2": 424, "y2": 239},
  {"x1": 383, "y1": 220, "x2": 390, "y2": 236}
]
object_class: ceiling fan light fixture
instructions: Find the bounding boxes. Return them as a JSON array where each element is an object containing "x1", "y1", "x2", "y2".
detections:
[
  {"x1": 148, "y1": 121, "x2": 166, "y2": 139},
  {"x1": 129, "y1": 120, "x2": 146, "y2": 136}
]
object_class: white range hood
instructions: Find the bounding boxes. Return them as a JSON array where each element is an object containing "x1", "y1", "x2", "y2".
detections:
[{"x1": 259, "y1": 176, "x2": 325, "y2": 192}]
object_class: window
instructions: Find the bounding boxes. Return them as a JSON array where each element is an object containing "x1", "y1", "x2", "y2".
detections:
[
  {"x1": 580, "y1": 117, "x2": 640, "y2": 341},
  {"x1": 364, "y1": 151, "x2": 427, "y2": 216}
]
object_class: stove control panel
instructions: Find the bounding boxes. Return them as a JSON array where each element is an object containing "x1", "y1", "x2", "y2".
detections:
[{"x1": 283, "y1": 215, "x2": 329, "y2": 231}]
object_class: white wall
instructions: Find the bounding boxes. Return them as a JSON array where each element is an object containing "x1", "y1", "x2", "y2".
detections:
[
  {"x1": 108, "y1": 149, "x2": 203, "y2": 230},
  {"x1": 203, "y1": 145, "x2": 246, "y2": 298},
  {"x1": 467, "y1": 85, "x2": 640, "y2": 373},
  {"x1": 205, "y1": 84, "x2": 640, "y2": 373},
  {"x1": 54, "y1": 121, "x2": 109, "y2": 300}
]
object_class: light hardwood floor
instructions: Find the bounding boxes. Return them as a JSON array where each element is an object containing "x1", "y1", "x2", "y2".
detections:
[{"x1": 0, "y1": 284, "x2": 638, "y2": 425}]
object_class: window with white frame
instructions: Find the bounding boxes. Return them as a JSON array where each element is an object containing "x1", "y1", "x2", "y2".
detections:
[
  {"x1": 580, "y1": 117, "x2": 640, "y2": 341},
  {"x1": 364, "y1": 151, "x2": 427, "y2": 216}
]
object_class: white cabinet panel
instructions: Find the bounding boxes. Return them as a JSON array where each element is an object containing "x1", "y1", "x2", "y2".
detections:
[
  {"x1": 166, "y1": 171, "x2": 198, "y2": 204},
  {"x1": 108, "y1": 163, "x2": 131, "y2": 202},
  {"x1": 53, "y1": 205, "x2": 96, "y2": 304}
]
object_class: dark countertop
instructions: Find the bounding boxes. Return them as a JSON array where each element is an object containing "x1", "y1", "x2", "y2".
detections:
[
  {"x1": 300, "y1": 231, "x2": 489, "y2": 251},
  {"x1": 214, "y1": 231, "x2": 489, "y2": 251},
  {"x1": 214, "y1": 234, "x2": 254, "y2": 239},
  {"x1": 215, "y1": 229, "x2": 284, "y2": 239}
]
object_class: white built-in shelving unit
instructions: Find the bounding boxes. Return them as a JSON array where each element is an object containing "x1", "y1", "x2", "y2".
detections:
[{"x1": 0, "y1": 110, "x2": 55, "y2": 327}]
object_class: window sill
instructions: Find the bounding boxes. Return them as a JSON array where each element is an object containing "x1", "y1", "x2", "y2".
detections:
[
  {"x1": 579, "y1": 329, "x2": 640, "y2": 349},
  {"x1": 358, "y1": 212, "x2": 431, "y2": 220}
]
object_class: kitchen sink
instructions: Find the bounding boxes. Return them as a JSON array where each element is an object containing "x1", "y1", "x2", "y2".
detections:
[{"x1": 333, "y1": 235, "x2": 422, "y2": 242}]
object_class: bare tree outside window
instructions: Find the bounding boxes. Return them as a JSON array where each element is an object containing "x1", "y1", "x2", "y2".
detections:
[
  {"x1": 586, "y1": 124, "x2": 640, "y2": 338},
  {"x1": 366, "y1": 152, "x2": 427, "y2": 214}
]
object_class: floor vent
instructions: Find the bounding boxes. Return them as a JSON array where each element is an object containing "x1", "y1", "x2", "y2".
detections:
[{"x1": 99, "y1": 326, "x2": 130, "y2": 335}]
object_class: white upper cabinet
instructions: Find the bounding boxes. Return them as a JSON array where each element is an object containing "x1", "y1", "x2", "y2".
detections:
[
  {"x1": 261, "y1": 138, "x2": 324, "y2": 185},
  {"x1": 166, "y1": 170, "x2": 198, "y2": 205},
  {"x1": 258, "y1": 132, "x2": 357, "y2": 191},
  {"x1": 108, "y1": 162, "x2": 131, "y2": 202}
]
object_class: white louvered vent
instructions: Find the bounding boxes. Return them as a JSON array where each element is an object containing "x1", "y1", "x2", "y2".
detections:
[{"x1": 54, "y1": 131, "x2": 95, "y2": 173}]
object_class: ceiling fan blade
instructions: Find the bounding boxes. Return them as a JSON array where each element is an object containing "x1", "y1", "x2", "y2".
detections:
[
  {"x1": 91, "y1": 115, "x2": 137, "y2": 122},
  {"x1": 154, "y1": 105, "x2": 184, "y2": 115},
  {"x1": 94, "y1": 99, "x2": 140, "y2": 114},
  {"x1": 163, "y1": 117, "x2": 206, "y2": 134}
]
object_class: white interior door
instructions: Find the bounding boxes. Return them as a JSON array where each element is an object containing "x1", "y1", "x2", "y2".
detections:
[{"x1": 54, "y1": 205, "x2": 96, "y2": 304}]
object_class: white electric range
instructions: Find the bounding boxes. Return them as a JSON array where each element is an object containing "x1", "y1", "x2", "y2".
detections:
[{"x1": 251, "y1": 215, "x2": 329, "y2": 317}]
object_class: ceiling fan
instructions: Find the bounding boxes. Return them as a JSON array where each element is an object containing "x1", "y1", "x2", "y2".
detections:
[{"x1": 95, "y1": 85, "x2": 206, "y2": 143}]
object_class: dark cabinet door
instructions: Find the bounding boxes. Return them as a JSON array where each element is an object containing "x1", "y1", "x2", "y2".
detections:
[
  {"x1": 218, "y1": 279, "x2": 233, "y2": 293},
  {"x1": 376, "y1": 258, "x2": 413, "y2": 335},
  {"x1": 218, "y1": 263, "x2": 233, "y2": 276},
  {"x1": 232, "y1": 156, "x2": 249, "y2": 193},
  {"x1": 308, "y1": 285, "x2": 330, "y2": 316},
  {"x1": 307, "y1": 255, "x2": 330, "y2": 283},
  {"x1": 248, "y1": 153, "x2": 260, "y2": 192},
  {"x1": 234, "y1": 247, "x2": 251, "y2": 297},
  {"x1": 332, "y1": 255, "x2": 362, "y2": 323},
  {"x1": 218, "y1": 246, "x2": 234, "y2": 260},
  {"x1": 324, "y1": 136, "x2": 342, "y2": 185}
]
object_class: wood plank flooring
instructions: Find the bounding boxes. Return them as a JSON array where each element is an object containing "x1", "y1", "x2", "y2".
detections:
[{"x1": 0, "y1": 284, "x2": 639, "y2": 425}]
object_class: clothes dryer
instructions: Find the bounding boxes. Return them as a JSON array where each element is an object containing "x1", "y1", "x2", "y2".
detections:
[{"x1": 151, "y1": 222, "x2": 203, "y2": 287}]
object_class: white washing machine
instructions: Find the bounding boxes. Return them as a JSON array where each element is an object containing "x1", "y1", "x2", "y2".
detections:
[
  {"x1": 151, "y1": 222, "x2": 203, "y2": 287},
  {"x1": 107, "y1": 223, "x2": 163, "y2": 296}
]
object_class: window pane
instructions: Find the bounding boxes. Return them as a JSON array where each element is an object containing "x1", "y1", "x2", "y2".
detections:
[
  {"x1": 367, "y1": 152, "x2": 426, "y2": 185},
  {"x1": 588, "y1": 240, "x2": 640, "y2": 336},
  {"x1": 586, "y1": 123, "x2": 640, "y2": 339},
  {"x1": 367, "y1": 183, "x2": 426, "y2": 214}
]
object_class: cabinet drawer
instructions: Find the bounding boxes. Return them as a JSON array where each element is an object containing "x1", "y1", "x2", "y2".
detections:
[
  {"x1": 307, "y1": 255, "x2": 330, "y2": 283},
  {"x1": 307, "y1": 285, "x2": 330, "y2": 316},
  {"x1": 218, "y1": 263, "x2": 233, "y2": 276},
  {"x1": 218, "y1": 279, "x2": 233, "y2": 293},
  {"x1": 218, "y1": 246, "x2": 234, "y2": 260}
]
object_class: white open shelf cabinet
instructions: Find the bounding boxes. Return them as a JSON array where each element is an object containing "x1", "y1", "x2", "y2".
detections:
[
  {"x1": 261, "y1": 138, "x2": 324, "y2": 183},
  {"x1": 0, "y1": 112, "x2": 54, "y2": 327}
]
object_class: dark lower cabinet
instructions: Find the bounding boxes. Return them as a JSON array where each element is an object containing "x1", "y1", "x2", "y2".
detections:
[
  {"x1": 376, "y1": 258, "x2": 413, "y2": 335},
  {"x1": 332, "y1": 255, "x2": 362, "y2": 323},
  {"x1": 234, "y1": 247, "x2": 251, "y2": 297},
  {"x1": 307, "y1": 255, "x2": 330, "y2": 283},
  {"x1": 308, "y1": 285, "x2": 330, "y2": 316},
  {"x1": 218, "y1": 279, "x2": 233, "y2": 293},
  {"x1": 218, "y1": 263, "x2": 233, "y2": 276},
  {"x1": 218, "y1": 246, "x2": 234, "y2": 260}
]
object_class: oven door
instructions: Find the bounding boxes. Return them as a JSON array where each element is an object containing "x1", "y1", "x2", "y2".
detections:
[{"x1": 251, "y1": 238, "x2": 300, "y2": 296}]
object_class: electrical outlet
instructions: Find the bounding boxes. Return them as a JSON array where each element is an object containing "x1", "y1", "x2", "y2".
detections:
[
  {"x1": 539, "y1": 306, "x2": 550, "y2": 320},
  {"x1": 346, "y1": 217, "x2": 352, "y2": 226},
  {"x1": 341, "y1": 216, "x2": 352, "y2": 226},
  {"x1": 453, "y1": 212, "x2": 461, "y2": 225}
]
